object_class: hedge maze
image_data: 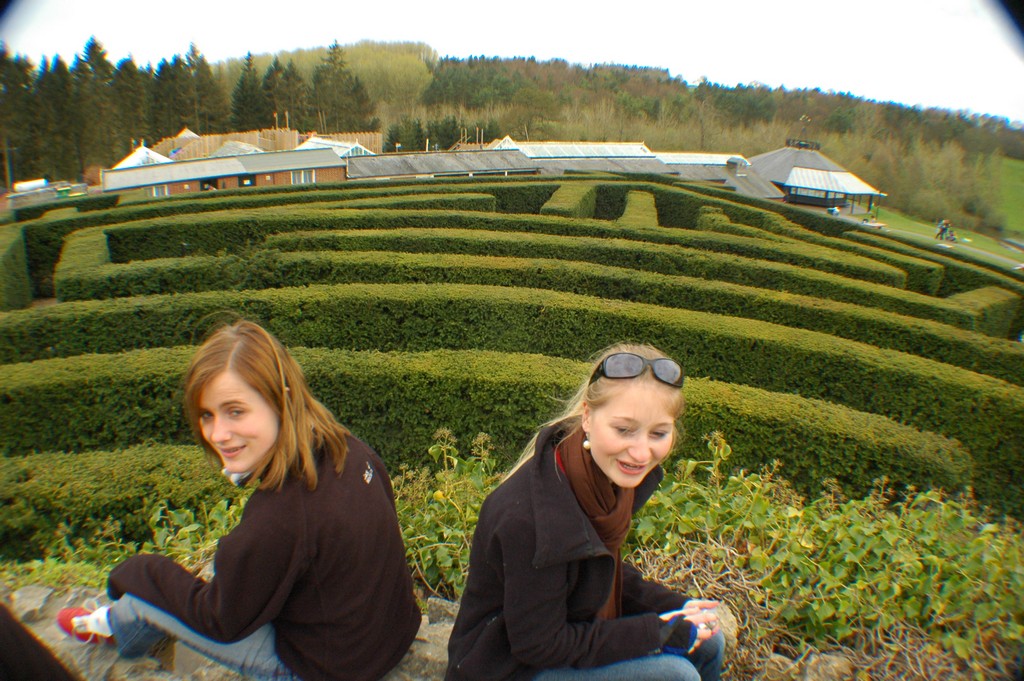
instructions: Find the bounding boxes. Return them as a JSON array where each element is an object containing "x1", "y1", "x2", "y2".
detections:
[{"x1": 2, "y1": 175, "x2": 1024, "y2": 557}]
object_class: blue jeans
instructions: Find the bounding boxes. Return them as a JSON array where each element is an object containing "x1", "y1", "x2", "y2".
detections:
[
  {"x1": 108, "y1": 594, "x2": 300, "y2": 680},
  {"x1": 533, "y1": 629, "x2": 725, "y2": 681}
]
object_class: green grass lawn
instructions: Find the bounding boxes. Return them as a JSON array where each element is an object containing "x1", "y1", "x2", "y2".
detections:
[{"x1": 876, "y1": 206, "x2": 1024, "y2": 271}]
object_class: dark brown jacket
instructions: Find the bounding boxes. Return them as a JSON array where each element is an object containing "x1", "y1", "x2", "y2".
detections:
[
  {"x1": 109, "y1": 435, "x2": 420, "y2": 681},
  {"x1": 446, "y1": 423, "x2": 687, "y2": 681}
]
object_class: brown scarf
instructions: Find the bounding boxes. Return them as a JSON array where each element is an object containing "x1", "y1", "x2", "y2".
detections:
[{"x1": 556, "y1": 428, "x2": 635, "y2": 620}]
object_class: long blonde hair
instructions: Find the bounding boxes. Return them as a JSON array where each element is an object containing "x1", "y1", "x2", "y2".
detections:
[
  {"x1": 506, "y1": 342, "x2": 685, "y2": 478},
  {"x1": 183, "y1": 320, "x2": 349, "y2": 491}
]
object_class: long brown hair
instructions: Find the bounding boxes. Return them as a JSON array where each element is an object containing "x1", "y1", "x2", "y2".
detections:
[
  {"x1": 183, "y1": 320, "x2": 349, "y2": 491},
  {"x1": 507, "y1": 342, "x2": 685, "y2": 479}
]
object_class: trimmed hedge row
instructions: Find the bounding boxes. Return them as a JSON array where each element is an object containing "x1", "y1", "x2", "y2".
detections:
[
  {"x1": 102, "y1": 202, "x2": 908, "y2": 289},
  {"x1": 540, "y1": 182, "x2": 598, "y2": 218},
  {"x1": 945, "y1": 287, "x2": 1022, "y2": 340},
  {"x1": 646, "y1": 183, "x2": 947, "y2": 295},
  {"x1": 676, "y1": 181, "x2": 869, "y2": 237},
  {"x1": 20, "y1": 181, "x2": 561, "y2": 296},
  {"x1": 616, "y1": 191, "x2": 659, "y2": 228},
  {"x1": 0, "y1": 347, "x2": 970, "y2": 510},
  {"x1": 0, "y1": 281, "x2": 1020, "y2": 514},
  {"x1": 12, "y1": 193, "x2": 120, "y2": 222},
  {"x1": 262, "y1": 227, "x2": 979, "y2": 329},
  {"x1": 46, "y1": 247, "x2": 1024, "y2": 386},
  {"x1": 0, "y1": 444, "x2": 244, "y2": 561},
  {"x1": 335, "y1": 192, "x2": 498, "y2": 212},
  {"x1": 845, "y1": 229, "x2": 1024, "y2": 336},
  {"x1": 695, "y1": 206, "x2": 794, "y2": 243},
  {"x1": 0, "y1": 225, "x2": 31, "y2": 311}
]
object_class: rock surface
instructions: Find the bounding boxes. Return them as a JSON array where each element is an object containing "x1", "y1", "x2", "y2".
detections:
[{"x1": 5, "y1": 585, "x2": 857, "y2": 680}]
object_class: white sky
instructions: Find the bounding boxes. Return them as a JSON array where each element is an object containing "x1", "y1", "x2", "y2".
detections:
[{"x1": 1, "y1": 0, "x2": 1022, "y2": 123}]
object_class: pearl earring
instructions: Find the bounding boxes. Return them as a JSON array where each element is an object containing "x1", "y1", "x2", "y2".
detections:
[{"x1": 582, "y1": 435, "x2": 591, "y2": 450}]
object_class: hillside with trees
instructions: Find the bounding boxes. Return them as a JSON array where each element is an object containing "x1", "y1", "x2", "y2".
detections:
[{"x1": 2, "y1": 38, "x2": 1022, "y2": 234}]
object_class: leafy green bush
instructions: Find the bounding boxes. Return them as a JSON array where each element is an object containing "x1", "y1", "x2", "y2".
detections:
[
  {"x1": 395, "y1": 429, "x2": 501, "y2": 598},
  {"x1": 845, "y1": 229, "x2": 1024, "y2": 336},
  {"x1": 0, "y1": 225, "x2": 31, "y2": 310},
  {"x1": 632, "y1": 435, "x2": 1024, "y2": 680},
  {"x1": 540, "y1": 182, "x2": 598, "y2": 218},
  {"x1": 51, "y1": 247, "x2": 1021, "y2": 384},
  {"x1": 263, "y1": 226, "x2": 971, "y2": 327},
  {"x1": 12, "y1": 193, "x2": 119, "y2": 222},
  {"x1": 0, "y1": 345, "x2": 973, "y2": 510},
  {"x1": 0, "y1": 444, "x2": 243, "y2": 560},
  {"x1": 614, "y1": 190, "x2": 659, "y2": 228},
  {"x1": 21, "y1": 180, "x2": 560, "y2": 296},
  {"x1": 653, "y1": 184, "x2": 947, "y2": 294}
]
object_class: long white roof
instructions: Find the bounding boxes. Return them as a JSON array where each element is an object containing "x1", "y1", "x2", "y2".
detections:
[
  {"x1": 491, "y1": 136, "x2": 653, "y2": 158},
  {"x1": 112, "y1": 146, "x2": 172, "y2": 169},
  {"x1": 786, "y1": 168, "x2": 884, "y2": 195},
  {"x1": 657, "y1": 152, "x2": 749, "y2": 166}
]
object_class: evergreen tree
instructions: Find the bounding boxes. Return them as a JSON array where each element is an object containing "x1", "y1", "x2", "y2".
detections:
[
  {"x1": 261, "y1": 56, "x2": 285, "y2": 128},
  {"x1": 112, "y1": 57, "x2": 153, "y2": 156},
  {"x1": 231, "y1": 52, "x2": 268, "y2": 131},
  {"x1": 0, "y1": 46, "x2": 38, "y2": 185},
  {"x1": 186, "y1": 44, "x2": 230, "y2": 133},
  {"x1": 152, "y1": 55, "x2": 193, "y2": 140},
  {"x1": 310, "y1": 42, "x2": 375, "y2": 133},
  {"x1": 34, "y1": 56, "x2": 79, "y2": 180},
  {"x1": 385, "y1": 116, "x2": 425, "y2": 152},
  {"x1": 71, "y1": 37, "x2": 117, "y2": 172},
  {"x1": 278, "y1": 60, "x2": 310, "y2": 130}
]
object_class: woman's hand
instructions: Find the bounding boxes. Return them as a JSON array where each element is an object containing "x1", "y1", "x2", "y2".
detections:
[{"x1": 659, "y1": 600, "x2": 720, "y2": 653}]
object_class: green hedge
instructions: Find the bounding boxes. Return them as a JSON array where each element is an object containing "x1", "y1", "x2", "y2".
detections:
[
  {"x1": 0, "y1": 225, "x2": 31, "y2": 311},
  {"x1": 0, "y1": 282, "x2": 1020, "y2": 514},
  {"x1": 0, "y1": 444, "x2": 244, "y2": 560},
  {"x1": 844, "y1": 229, "x2": 1024, "y2": 337},
  {"x1": 262, "y1": 227, "x2": 977, "y2": 329},
  {"x1": 12, "y1": 193, "x2": 119, "y2": 222},
  {"x1": 21, "y1": 181, "x2": 560, "y2": 296},
  {"x1": 47, "y1": 248, "x2": 1024, "y2": 386},
  {"x1": 945, "y1": 287, "x2": 1022, "y2": 339},
  {"x1": 649, "y1": 184, "x2": 947, "y2": 295},
  {"x1": 100, "y1": 202, "x2": 909, "y2": 290},
  {"x1": 0, "y1": 347, "x2": 970, "y2": 510},
  {"x1": 336, "y1": 192, "x2": 498, "y2": 212},
  {"x1": 695, "y1": 206, "x2": 793, "y2": 243},
  {"x1": 540, "y1": 182, "x2": 598, "y2": 218},
  {"x1": 616, "y1": 191, "x2": 659, "y2": 228}
]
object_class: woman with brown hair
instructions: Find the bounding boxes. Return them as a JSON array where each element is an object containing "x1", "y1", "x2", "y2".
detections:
[
  {"x1": 57, "y1": 320, "x2": 420, "y2": 681},
  {"x1": 446, "y1": 343, "x2": 724, "y2": 681}
]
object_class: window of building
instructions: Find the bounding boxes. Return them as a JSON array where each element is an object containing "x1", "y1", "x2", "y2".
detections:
[
  {"x1": 291, "y1": 169, "x2": 315, "y2": 185},
  {"x1": 151, "y1": 185, "x2": 169, "y2": 198}
]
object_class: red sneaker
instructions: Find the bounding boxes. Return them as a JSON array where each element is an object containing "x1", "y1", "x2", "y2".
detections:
[{"x1": 56, "y1": 607, "x2": 114, "y2": 645}]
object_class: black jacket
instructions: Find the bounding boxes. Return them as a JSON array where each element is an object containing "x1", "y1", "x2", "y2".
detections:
[
  {"x1": 109, "y1": 436, "x2": 420, "y2": 681},
  {"x1": 446, "y1": 423, "x2": 687, "y2": 681}
]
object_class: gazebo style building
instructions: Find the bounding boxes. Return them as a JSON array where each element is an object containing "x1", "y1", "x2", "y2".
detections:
[{"x1": 749, "y1": 139, "x2": 885, "y2": 213}]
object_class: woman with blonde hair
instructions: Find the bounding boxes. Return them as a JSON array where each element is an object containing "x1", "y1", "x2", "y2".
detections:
[
  {"x1": 447, "y1": 343, "x2": 724, "y2": 681},
  {"x1": 58, "y1": 320, "x2": 420, "y2": 681}
]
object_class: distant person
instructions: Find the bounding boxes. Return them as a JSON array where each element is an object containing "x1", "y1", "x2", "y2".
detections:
[
  {"x1": 57, "y1": 320, "x2": 420, "y2": 681},
  {"x1": 447, "y1": 343, "x2": 725, "y2": 681}
]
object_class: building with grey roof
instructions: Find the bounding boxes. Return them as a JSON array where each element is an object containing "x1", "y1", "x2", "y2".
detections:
[
  {"x1": 657, "y1": 153, "x2": 784, "y2": 200},
  {"x1": 101, "y1": 148, "x2": 349, "y2": 195},
  {"x1": 346, "y1": 150, "x2": 537, "y2": 180},
  {"x1": 749, "y1": 140, "x2": 885, "y2": 210}
]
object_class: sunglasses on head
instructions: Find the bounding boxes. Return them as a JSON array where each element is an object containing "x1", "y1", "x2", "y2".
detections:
[{"x1": 589, "y1": 352, "x2": 684, "y2": 388}]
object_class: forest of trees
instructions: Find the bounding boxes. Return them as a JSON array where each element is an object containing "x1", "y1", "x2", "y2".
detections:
[{"x1": 2, "y1": 37, "x2": 1022, "y2": 233}]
